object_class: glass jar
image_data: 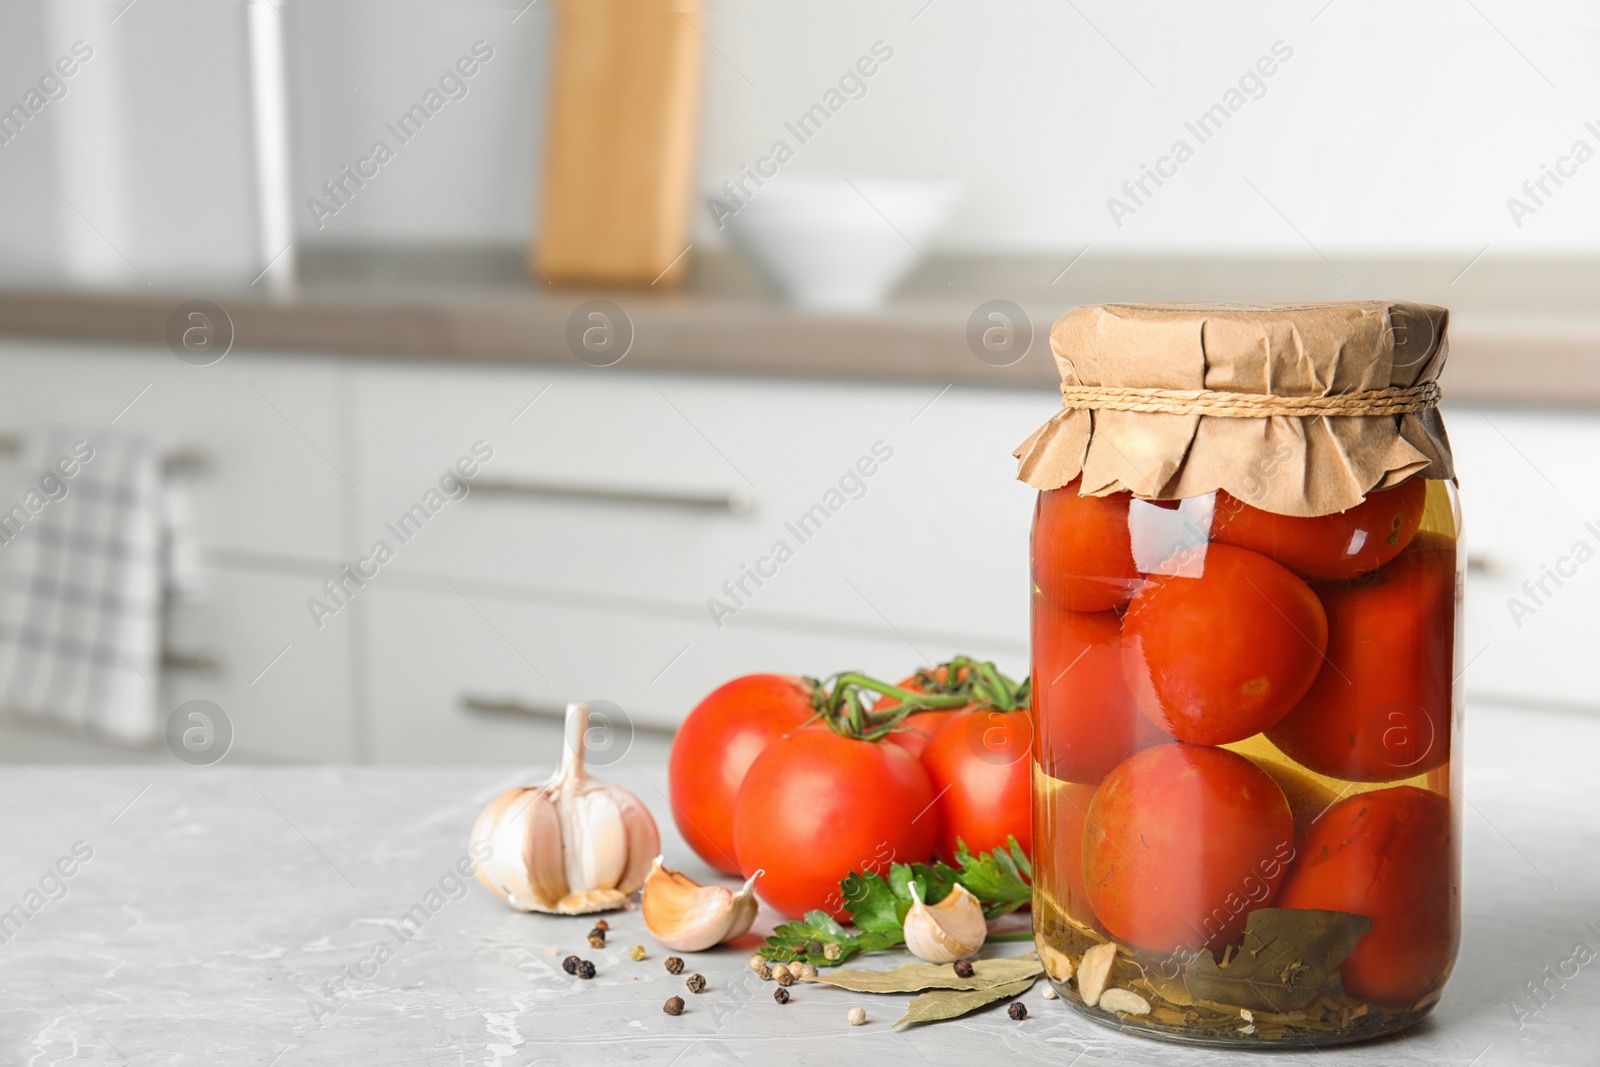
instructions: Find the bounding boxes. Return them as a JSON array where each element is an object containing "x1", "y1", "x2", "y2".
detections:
[
  {"x1": 1020, "y1": 301, "x2": 1459, "y2": 1047},
  {"x1": 1030, "y1": 477, "x2": 1461, "y2": 1046}
]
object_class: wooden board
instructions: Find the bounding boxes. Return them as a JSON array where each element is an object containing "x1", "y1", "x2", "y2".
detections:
[{"x1": 534, "y1": 0, "x2": 704, "y2": 287}]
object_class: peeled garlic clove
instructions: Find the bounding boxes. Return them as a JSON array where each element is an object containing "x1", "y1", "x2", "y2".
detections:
[
  {"x1": 641, "y1": 856, "x2": 762, "y2": 952},
  {"x1": 1098, "y1": 988, "x2": 1151, "y2": 1015},
  {"x1": 1038, "y1": 942, "x2": 1075, "y2": 983},
  {"x1": 722, "y1": 874, "x2": 761, "y2": 942},
  {"x1": 902, "y1": 882, "x2": 987, "y2": 963},
  {"x1": 468, "y1": 703, "x2": 661, "y2": 914},
  {"x1": 1077, "y1": 941, "x2": 1118, "y2": 1007}
]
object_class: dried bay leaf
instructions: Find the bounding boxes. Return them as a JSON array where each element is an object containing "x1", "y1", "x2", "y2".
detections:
[
  {"x1": 1038, "y1": 922, "x2": 1106, "y2": 958},
  {"x1": 1131, "y1": 968, "x2": 1194, "y2": 1007},
  {"x1": 804, "y1": 957, "x2": 1043, "y2": 994},
  {"x1": 1184, "y1": 909, "x2": 1372, "y2": 1013},
  {"x1": 893, "y1": 977, "x2": 1037, "y2": 1027}
]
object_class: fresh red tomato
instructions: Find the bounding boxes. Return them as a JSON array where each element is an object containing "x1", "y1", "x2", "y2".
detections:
[
  {"x1": 733, "y1": 726, "x2": 938, "y2": 920},
  {"x1": 1083, "y1": 743, "x2": 1295, "y2": 953},
  {"x1": 920, "y1": 708, "x2": 1032, "y2": 862},
  {"x1": 1033, "y1": 596, "x2": 1167, "y2": 783},
  {"x1": 668, "y1": 674, "x2": 816, "y2": 875},
  {"x1": 1123, "y1": 543, "x2": 1327, "y2": 745},
  {"x1": 1277, "y1": 786, "x2": 1456, "y2": 1005},
  {"x1": 879, "y1": 667, "x2": 971, "y2": 759},
  {"x1": 1033, "y1": 481, "x2": 1141, "y2": 612},
  {"x1": 1212, "y1": 479, "x2": 1428, "y2": 580},
  {"x1": 1269, "y1": 533, "x2": 1456, "y2": 782}
]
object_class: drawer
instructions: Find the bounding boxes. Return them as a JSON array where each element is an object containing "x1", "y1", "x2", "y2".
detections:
[
  {"x1": 0, "y1": 717, "x2": 173, "y2": 762},
  {"x1": 165, "y1": 566, "x2": 357, "y2": 761},
  {"x1": 0, "y1": 341, "x2": 348, "y2": 562},
  {"x1": 350, "y1": 363, "x2": 1049, "y2": 645},
  {"x1": 359, "y1": 582, "x2": 1025, "y2": 765},
  {"x1": 1444, "y1": 402, "x2": 1600, "y2": 711}
]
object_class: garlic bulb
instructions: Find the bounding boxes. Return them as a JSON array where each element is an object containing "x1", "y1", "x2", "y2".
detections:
[
  {"x1": 641, "y1": 856, "x2": 761, "y2": 951},
  {"x1": 902, "y1": 882, "x2": 987, "y2": 963},
  {"x1": 470, "y1": 703, "x2": 659, "y2": 914}
]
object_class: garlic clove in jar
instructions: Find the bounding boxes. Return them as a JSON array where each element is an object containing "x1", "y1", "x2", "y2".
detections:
[
  {"x1": 641, "y1": 856, "x2": 762, "y2": 952},
  {"x1": 470, "y1": 703, "x2": 660, "y2": 914},
  {"x1": 902, "y1": 882, "x2": 987, "y2": 963},
  {"x1": 1038, "y1": 941, "x2": 1076, "y2": 983},
  {"x1": 1077, "y1": 941, "x2": 1118, "y2": 1007}
]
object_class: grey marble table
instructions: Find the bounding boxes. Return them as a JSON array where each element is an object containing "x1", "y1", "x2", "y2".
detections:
[{"x1": 1, "y1": 701, "x2": 1595, "y2": 1066}]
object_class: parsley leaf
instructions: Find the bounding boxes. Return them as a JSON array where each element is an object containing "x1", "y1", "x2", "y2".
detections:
[
  {"x1": 952, "y1": 837, "x2": 1032, "y2": 917},
  {"x1": 888, "y1": 860, "x2": 957, "y2": 910},
  {"x1": 838, "y1": 870, "x2": 901, "y2": 934},
  {"x1": 759, "y1": 841, "x2": 1033, "y2": 966}
]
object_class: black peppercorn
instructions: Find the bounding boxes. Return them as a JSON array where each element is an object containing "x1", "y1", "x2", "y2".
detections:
[
  {"x1": 562, "y1": 955, "x2": 580, "y2": 975},
  {"x1": 575, "y1": 960, "x2": 596, "y2": 980},
  {"x1": 664, "y1": 996, "x2": 684, "y2": 1016},
  {"x1": 953, "y1": 959, "x2": 975, "y2": 978},
  {"x1": 587, "y1": 931, "x2": 606, "y2": 949},
  {"x1": 775, "y1": 970, "x2": 794, "y2": 987},
  {"x1": 686, "y1": 973, "x2": 707, "y2": 994},
  {"x1": 665, "y1": 956, "x2": 685, "y2": 975},
  {"x1": 773, "y1": 987, "x2": 790, "y2": 1005},
  {"x1": 1008, "y1": 1002, "x2": 1027, "y2": 1020}
]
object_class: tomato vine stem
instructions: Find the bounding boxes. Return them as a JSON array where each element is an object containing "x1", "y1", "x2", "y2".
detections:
[{"x1": 807, "y1": 658, "x2": 1031, "y2": 742}]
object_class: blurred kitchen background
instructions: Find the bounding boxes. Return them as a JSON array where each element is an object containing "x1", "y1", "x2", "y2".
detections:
[{"x1": 0, "y1": 0, "x2": 1595, "y2": 764}]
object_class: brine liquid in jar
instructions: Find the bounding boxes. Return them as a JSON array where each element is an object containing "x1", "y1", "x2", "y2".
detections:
[{"x1": 1031, "y1": 477, "x2": 1461, "y2": 1047}]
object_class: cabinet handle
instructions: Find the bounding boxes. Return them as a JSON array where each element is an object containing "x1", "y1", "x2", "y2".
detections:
[
  {"x1": 0, "y1": 434, "x2": 208, "y2": 473},
  {"x1": 162, "y1": 448, "x2": 211, "y2": 475},
  {"x1": 162, "y1": 648, "x2": 224, "y2": 675},
  {"x1": 460, "y1": 695, "x2": 676, "y2": 736},
  {"x1": 470, "y1": 479, "x2": 751, "y2": 514}
]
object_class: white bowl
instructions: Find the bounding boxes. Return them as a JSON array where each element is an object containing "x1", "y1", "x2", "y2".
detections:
[{"x1": 720, "y1": 176, "x2": 957, "y2": 310}]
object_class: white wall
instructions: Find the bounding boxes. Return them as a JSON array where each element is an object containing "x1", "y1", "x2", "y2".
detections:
[
  {"x1": 285, "y1": 0, "x2": 549, "y2": 248},
  {"x1": 2, "y1": 0, "x2": 1599, "y2": 277},
  {"x1": 285, "y1": 0, "x2": 1600, "y2": 255},
  {"x1": 0, "y1": 0, "x2": 259, "y2": 285},
  {"x1": 693, "y1": 0, "x2": 1600, "y2": 253}
]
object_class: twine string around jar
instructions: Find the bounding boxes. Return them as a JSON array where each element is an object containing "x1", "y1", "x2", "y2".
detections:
[{"x1": 1058, "y1": 381, "x2": 1441, "y2": 418}]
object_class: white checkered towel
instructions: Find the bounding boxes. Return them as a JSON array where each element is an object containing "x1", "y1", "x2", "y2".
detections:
[{"x1": 0, "y1": 431, "x2": 173, "y2": 743}]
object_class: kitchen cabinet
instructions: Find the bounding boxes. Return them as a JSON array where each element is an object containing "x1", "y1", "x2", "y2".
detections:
[
  {"x1": 347, "y1": 362, "x2": 1046, "y2": 644},
  {"x1": 0, "y1": 340, "x2": 1595, "y2": 763},
  {"x1": 0, "y1": 341, "x2": 348, "y2": 563},
  {"x1": 164, "y1": 566, "x2": 358, "y2": 762},
  {"x1": 359, "y1": 581, "x2": 1021, "y2": 766}
]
